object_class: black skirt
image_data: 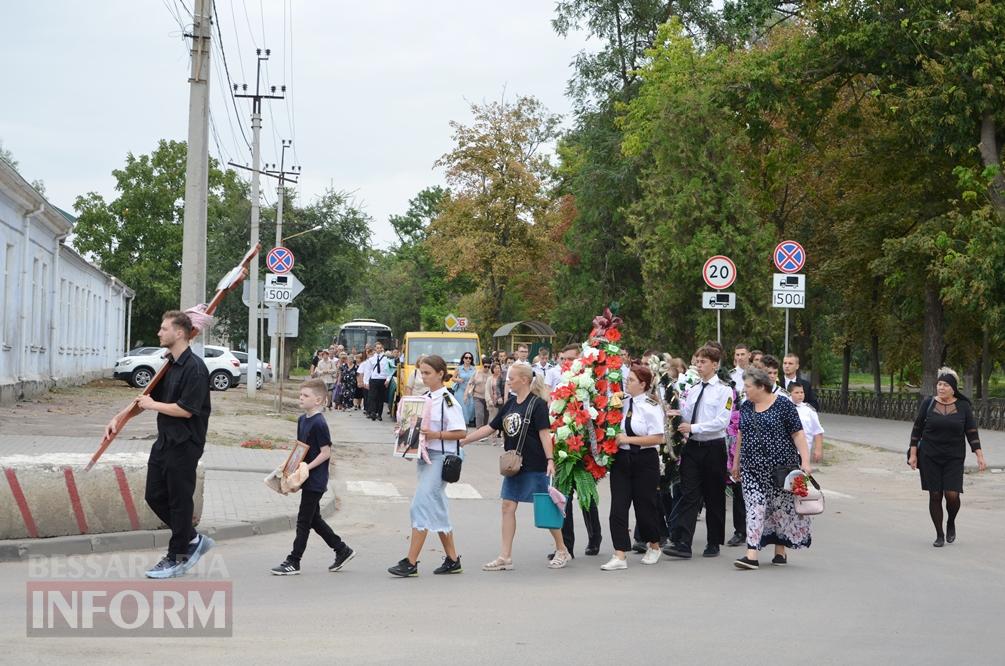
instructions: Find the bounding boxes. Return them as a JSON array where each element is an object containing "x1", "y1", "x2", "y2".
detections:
[{"x1": 918, "y1": 445, "x2": 965, "y2": 493}]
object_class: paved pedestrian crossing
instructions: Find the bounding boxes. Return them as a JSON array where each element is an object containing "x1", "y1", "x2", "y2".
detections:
[{"x1": 346, "y1": 480, "x2": 485, "y2": 500}]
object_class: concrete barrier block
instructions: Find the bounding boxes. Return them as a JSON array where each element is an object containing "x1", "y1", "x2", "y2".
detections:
[{"x1": 0, "y1": 453, "x2": 204, "y2": 540}]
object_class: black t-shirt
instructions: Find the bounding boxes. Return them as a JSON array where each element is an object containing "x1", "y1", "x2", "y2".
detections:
[
  {"x1": 490, "y1": 395, "x2": 551, "y2": 473},
  {"x1": 150, "y1": 346, "x2": 211, "y2": 447},
  {"x1": 298, "y1": 412, "x2": 331, "y2": 493}
]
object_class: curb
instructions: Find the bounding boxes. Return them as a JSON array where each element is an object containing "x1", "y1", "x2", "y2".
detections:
[
  {"x1": 0, "y1": 491, "x2": 337, "y2": 563},
  {"x1": 825, "y1": 436, "x2": 1002, "y2": 473}
]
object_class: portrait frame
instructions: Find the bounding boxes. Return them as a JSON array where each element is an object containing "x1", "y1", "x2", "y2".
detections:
[
  {"x1": 394, "y1": 396, "x2": 426, "y2": 459},
  {"x1": 283, "y1": 440, "x2": 310, "y2": 478}
]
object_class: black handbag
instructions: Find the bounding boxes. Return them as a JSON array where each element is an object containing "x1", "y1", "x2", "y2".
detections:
[
  {"x1": 773, "y1": 465, "x2": 800, "y2": 488},
  {"x1": 439, "y1": 394, "x2": 463, "y2": 483}
]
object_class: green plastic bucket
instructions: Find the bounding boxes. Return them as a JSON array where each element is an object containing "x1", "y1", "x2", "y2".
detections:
[{"x1": 533, "y1": 493, "x2": 564, "y2": 529}]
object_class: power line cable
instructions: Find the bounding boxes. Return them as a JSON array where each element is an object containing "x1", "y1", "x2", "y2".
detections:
[{"x1": 212, "y1": 1, "x2": 252, "y2": 152}]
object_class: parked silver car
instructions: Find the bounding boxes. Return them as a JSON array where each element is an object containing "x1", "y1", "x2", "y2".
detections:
[
  {"x1": 112, "y1": 345, "x2": 242, "y2": 391},
  {"x1": 231, "y1": 351, "x2": 272, "y2": 390}
]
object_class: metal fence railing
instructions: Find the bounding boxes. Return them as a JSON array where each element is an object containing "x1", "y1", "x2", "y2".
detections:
[{"x1": 816, "y1": 388, "x2": 1005, "y2": 431}]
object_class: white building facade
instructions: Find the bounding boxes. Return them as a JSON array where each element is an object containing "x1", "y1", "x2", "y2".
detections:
[{"x1": 1, "y1": 159, "x2": 134, "y2": 404}]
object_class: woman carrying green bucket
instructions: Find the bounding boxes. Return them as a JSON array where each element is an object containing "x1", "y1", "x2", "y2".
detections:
[{"x1": 462, "y1": 362, "x2": 572, "y2": 571}]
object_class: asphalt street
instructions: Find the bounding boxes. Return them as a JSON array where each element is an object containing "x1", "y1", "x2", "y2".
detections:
[{"x1": 2, "y1": 409, "x2": 1002, "y2": 664}]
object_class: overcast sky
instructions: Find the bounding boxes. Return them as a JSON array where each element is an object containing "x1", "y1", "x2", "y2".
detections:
[{"x1": 1, "y1": 1, "x2": 592, "y2": 248}]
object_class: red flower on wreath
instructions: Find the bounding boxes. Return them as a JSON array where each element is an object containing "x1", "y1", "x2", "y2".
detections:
[
  {"x1": 601, "y1": 439, "x2": 619, "y2": 455},
  {"x1": 593, "y1": 364, "x2": 607, "y2": 377},
  {"x1": 575, "y1": 410, "x2": 591, "y2": 426},
  {"x1": 554, "y1": 384, "x2": 574, "y2": 400},
  {"x1": 607, "y1": 355, "x2": 623, "y2": 369},
  {"x1": 605, "y1": 328, "x2": 621, "y2": 343},
  {"x1": 594, "y1": 395, "x2": 609, "y2": 409},
  {"x1": 607, "y1": 410, "x2": 622, "y2": 425},
  {"x1": 567, "y1": 434, "x2": 584, "y2": 452},
  {"x1": 596, "y1": 379, "x2": 609, "y2": 394},
  {"x1": 584, "y1": 454, "x2": 607, "y2": 479}
]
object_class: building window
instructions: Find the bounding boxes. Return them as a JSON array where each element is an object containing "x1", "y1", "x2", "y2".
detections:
[{"x1": 2, "y1": 243, "x2": 14, "y2": 346}]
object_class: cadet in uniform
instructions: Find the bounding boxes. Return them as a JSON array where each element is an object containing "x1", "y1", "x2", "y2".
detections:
[
  {"x1": 666, "y1": 345, "x2": 734, "y2": 559},
  {"x1": 600, "y1": 365, "x2": 666, "y2": 571}
]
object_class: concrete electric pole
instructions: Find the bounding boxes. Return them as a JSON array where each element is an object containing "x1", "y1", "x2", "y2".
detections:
[
  {"x1": 179, "y1": 0, "x2": 211, "y2": 331},
  {"x1": 234, "y1": 49, "x2": 284, "y2": 398},
  {"x1": 266, "y1": 140, "x2": 301, "y2": 374}
]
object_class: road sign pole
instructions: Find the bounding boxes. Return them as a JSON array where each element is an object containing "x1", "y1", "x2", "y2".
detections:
[
  {"x1": 277, "y1": 303, "x2": 286, "y2": 414},
  {"x1": 717, "y1": 308, "x2": 721, "y2": 344},
  {"x1": 784, "y1": 309, "x2": 790, "y2": 357}
]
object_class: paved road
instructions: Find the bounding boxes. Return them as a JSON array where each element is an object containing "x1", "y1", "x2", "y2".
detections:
[
  {"x1": 2, "y1": 410, "x2": 1003, "y2": 664},
  {"x1": 821, "y1": 413, "x2": 1004, "y2": 468}
]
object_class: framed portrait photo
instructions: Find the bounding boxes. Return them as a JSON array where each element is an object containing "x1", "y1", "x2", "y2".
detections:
[
  {"x1": 283, "y1": 441, "x2": 310, "y2": 478},
  {"x1": 394, "y1": 396, "x2": 425, "y2": 459}
]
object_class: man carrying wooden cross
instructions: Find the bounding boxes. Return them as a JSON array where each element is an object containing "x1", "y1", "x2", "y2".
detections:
[{"x1": 104, "y1": 310, "x2": 214, "y2": 578}]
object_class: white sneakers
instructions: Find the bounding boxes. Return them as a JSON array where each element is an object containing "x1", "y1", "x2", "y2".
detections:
[
  {"x1": 601, "y1": 547, "x2": 662, "y2": 570},
  {"x1": 600, "y1": 556, "x2": 628, "y2": 571},
  {"x1": 641, "y1": 547, "x2": 662, "y2": 565}
]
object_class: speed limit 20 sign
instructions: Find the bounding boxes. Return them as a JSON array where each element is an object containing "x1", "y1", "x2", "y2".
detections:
[{"x1": 702, "y1": 255, "x2": 736, "y2": 290}]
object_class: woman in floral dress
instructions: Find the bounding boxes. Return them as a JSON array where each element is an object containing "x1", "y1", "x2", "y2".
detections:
[
  {"x1": 452, "y1": 353, "x2": 476, "y2": 426},
  {"x1": 340, "y1": 354, "x2": 358, "y2": 410},
  {"x1": 730, "y1": 367, "x2": 812, "y2": 570}
]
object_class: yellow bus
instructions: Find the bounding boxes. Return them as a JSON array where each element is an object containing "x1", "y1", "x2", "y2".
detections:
[{"x1": 397, "y1": 331, "x2": 481, "y2": 395}]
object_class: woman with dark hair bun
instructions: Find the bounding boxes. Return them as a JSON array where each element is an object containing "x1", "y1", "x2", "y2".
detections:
[
  {"x1": 601, "y1": 365, "x2": 666, "y2": 571},
  {"x1": 908, "y1": 367, "x2": 986, "y2": 547},
  {"x1": 387, "y1": 355, "x2": 468, "y2": 577}
]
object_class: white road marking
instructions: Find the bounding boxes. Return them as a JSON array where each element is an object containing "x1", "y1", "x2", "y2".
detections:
[
  {"x1": 446, "y1": 483, "x2": 483, "y2": 499},
  {"x1": 346, "y1": 480, "x2": 401, "y2": 497}
]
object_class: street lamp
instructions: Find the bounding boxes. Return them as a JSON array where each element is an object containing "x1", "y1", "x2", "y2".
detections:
[{"x1": 281, "y1": 224, "x2": 322, "y2": 243}]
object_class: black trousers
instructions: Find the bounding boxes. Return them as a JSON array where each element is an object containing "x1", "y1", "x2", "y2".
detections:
[
  {"x1": 609, "y1": 447, "x2": 661, "y2": 552},
  {"x1": 731, "y1": 481, "x2": 746, "y2": 536},
  {"x1": 637, "y1": 487, "x2": 675, "y2": 543},
  {"x1": 146, "y1": 440, "x2": 203, "y2": 559},
  {"x1": 367, "y1": 378, "x2": 387, "y2": 416},
  {"x1": 676, "y1": 439, "x2": 727, "y2": 548},
  {"x1": 289, "y1": 489, "x2": 345, "y2": 562},
  {"x1": 562, "y1": 490, "x2": 602, "y2": 553}
]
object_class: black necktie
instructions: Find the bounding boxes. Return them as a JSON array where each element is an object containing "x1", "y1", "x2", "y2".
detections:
[{"x1": 691, "y1": 382, "x2": 709, "y2": 423}]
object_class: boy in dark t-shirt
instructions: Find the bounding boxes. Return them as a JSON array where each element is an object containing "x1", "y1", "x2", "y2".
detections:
[{"x1": 271, "y1": 379, "x2": 355, "y2": 575}]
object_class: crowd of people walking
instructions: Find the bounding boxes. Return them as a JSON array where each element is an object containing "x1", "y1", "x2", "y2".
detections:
[{"x1": 289, "y1": 336, "x2": 985, "y2": 579}]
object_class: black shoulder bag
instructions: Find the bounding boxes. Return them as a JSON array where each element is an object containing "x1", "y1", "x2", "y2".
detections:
[{"x1": 440, "y1": 393, "x2": 463, "y2": 483}]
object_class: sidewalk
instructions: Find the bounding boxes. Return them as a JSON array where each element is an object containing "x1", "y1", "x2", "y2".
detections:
[
  {"x1": 0, "y1": 435, "x2": 334, "y2": 561},
  {"x1": 820, "y1": 413, "x2": 1005, "y2": 470}
]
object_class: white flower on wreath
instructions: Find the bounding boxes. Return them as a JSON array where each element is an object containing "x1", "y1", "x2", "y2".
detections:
[
  {"x1": 581, "y1": 345, "x2": 599, "y2": 360},
  {"x1": 556, "y1": 425, "x2": 572, "y2": 441}
]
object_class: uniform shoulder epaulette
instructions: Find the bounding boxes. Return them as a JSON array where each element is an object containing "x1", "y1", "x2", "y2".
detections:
[
  {"x1": 443, "y1": 392, "x2": 455, "y2": 407},
  {"x1": 645, "y1": 396, "x2": 659, "y2": 407}
]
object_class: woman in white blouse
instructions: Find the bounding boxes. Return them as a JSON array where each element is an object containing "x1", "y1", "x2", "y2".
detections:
[
  {"x1": 387, "y1": 355, "x2": 468, "y2": 578},
  {"x1": 601, "y1": 365, "x2": 666, "y2": 571}
]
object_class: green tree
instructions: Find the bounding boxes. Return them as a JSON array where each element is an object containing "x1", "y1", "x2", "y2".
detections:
[
  {"x1": 426, "y1": 96, "x2": 562, "y2": 335},
  {"x1": 72, "y1": 140, "x2": 247, "y2": 344}
]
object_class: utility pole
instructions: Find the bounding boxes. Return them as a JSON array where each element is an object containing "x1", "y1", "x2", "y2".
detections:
[
  {"x1": 180, "y1": 0, "x2": 211, "y2": 345},
  {"x1": 266, "y1": 140, "x2": 301, "y2": 376},
  {"x1": 234, "y1": 49, "x2": 284, "y2": 398}
]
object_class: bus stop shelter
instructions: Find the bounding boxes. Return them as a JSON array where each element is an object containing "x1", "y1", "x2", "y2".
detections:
[{"x1": 492, "y1": 321, "x2": 557, "y2": 358}]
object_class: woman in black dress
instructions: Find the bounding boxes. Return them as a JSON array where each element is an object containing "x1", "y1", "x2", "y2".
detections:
[{"x1": 908, "y1": 369, "x2": 986, "y2": 547}]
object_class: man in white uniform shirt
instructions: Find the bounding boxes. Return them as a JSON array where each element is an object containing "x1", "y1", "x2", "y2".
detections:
[
  {"x1": 367, "y1": 342, "x2": 394, "y2": 422},
  {"x1": 505, "y1": 344, "x2": 537, "y2": 396},
  {"x1": 789, "y1": 383, "x2": 825, "y2": 463},
  {"x1": 665, "y1": 345, "x2": 734, "y2": 559},
  {"x1": 546, "y1": 344, "x2": 579, "y2": 391},
  {"x1": 730, "y1": 343, "x2": 751, "y2": 392},
  {"x1": 357, "y1": 347, "x2": 376, "y2": 417},
  {"x1": 542, "y1": 343, "x2": 602, "y2": 558}
]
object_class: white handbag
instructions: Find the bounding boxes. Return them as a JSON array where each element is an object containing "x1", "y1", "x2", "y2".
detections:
[{"x1": 795, "y1": 479, "x2": 825, "y2": 515}]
